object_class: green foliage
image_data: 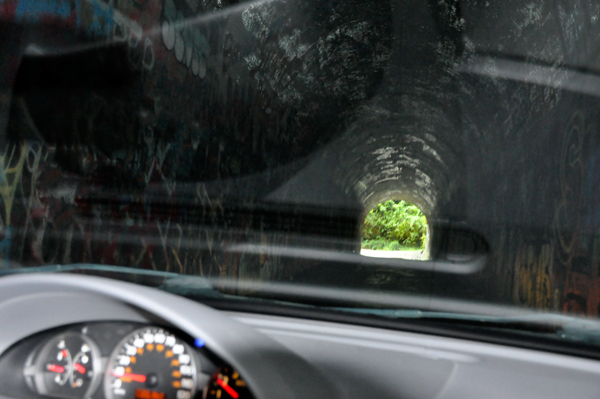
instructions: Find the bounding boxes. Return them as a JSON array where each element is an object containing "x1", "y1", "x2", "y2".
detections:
[{"x1": 362, "y1": 200, "x2": 428, "y2": 249}]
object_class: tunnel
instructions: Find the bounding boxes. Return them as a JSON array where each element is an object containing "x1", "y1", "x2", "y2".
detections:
[{"x1": 2, "y1": 0, "x2": 600, "y2": 314}]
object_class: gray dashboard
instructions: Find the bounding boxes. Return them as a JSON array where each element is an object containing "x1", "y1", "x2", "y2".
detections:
[
  {"x1": 235, "y1": 314, "x2": 600, "y2": 398},
  {"x1": 0, "y1": 274, "x2": 599, "y2": 399}
]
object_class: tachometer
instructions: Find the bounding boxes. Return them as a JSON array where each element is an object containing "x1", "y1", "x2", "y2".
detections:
[
  {"x1": 204, "y1": 367, "x2": 253, "y2": 399},
  {"x1": 105, "y1": 327, "x2": 197, "y2": 399},
  {"x1": 25, "y1": 332, "x2": 101, "y2": 399}
]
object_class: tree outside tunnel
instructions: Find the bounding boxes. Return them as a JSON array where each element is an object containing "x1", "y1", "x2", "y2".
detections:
[{"x1": 361, "y1": 200, "x2": 428, "y2": 259}]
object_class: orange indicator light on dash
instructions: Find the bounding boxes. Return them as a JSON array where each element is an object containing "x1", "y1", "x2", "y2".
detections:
[
  {"x1": 156, "y1": 344, "x2": 165, "y2": 352},
  {"x1": 135, "y1": 389, "x2": 164, "y2": 399},
  {"x1": 165, "y1": 350, "x2": 173, "y2": 358},
  {"x1": 146, "y1": 344, "x2": 154, "y2": 351}
]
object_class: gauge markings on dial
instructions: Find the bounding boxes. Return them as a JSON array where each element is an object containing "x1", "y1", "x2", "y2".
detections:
[
  {"x1": 205, "y1": 368, "x2": 251, "y2": 399},
  {"x1": 106, "y1": 327, "x2": 197, "y2": 399},
  {"x1": 29, "y1": 333, "x2": 101, "y2": 399}
]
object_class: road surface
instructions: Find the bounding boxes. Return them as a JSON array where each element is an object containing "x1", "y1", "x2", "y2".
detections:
[{"x1": 360, "y1": 249, "x2": 423, "y2": 260}]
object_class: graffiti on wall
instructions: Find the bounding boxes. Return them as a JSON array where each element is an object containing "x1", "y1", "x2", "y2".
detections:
[
  {"x1": 160, "y1": 0, "x2": 208, "y2": 78},
  {"x1": 0, "y1": 0, "x2": 391, "y2": 298},
  {"x1": 547, "y1": 110, "x2": 600, "y2": 317},
  {"x1": 0, "y1": 137, "x2": 292, "y2": 290},
  {"x1": 11, "y1": 0, "x2": 81, "y2": 25},
  {"x1": 554, "y1": 112, "x2": 585, "y2": 266},
  {"x1": 514, "y1": 243, "x2": 555, "y2": 310}
]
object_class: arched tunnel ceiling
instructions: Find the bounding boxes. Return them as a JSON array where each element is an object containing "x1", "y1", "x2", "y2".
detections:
[
  {"x1": 265, "y1": 108, "x2": 460, "y2": 219},
  {"x1": 263, "y1": 0, "x2": 600, "y2": 225},
  {"x1": 8, "y1": 0, "x2": 599, "y2": 228},
  {"x1": 265, "y1": 0, "x2": 464, "y2": 219},
  {"x1": 10, "y1": 0, "x2": 465, "y2": 222},
  {"x1": 11, "y1": 0, "x2": 393, "y2": 184}
]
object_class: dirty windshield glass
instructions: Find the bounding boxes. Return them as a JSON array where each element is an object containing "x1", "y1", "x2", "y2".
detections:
[{"x1": 2, "y1": 0, "x2": 600, "y2": 344}]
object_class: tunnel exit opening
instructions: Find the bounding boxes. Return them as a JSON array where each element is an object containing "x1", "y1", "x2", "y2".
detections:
[{"x1": 360, "y1": 199, "x2": 429, "y2": 260}]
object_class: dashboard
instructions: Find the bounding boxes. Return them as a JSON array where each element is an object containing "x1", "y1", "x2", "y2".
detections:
[
  {"x1": 1, "y1": 273, "x2": 600, "y2": 399},
  {"x1": 4, "y1": 322, "x2": 251, "y2": 399}
]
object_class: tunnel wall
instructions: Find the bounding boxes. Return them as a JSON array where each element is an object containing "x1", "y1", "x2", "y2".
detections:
[
  {"x1": 457, "y1": 0, "x2": 600, "y2": 314},
  {"x1": 1, "y1": 0, "x2": 600, "y2": 318},
  {"x1": 0, "y1": 0, "x2": 391, "y2": 285}
]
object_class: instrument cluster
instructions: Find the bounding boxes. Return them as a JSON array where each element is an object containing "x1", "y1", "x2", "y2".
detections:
[{"x1": 14, "y1": 323, "x2": 252, "y2": 399}]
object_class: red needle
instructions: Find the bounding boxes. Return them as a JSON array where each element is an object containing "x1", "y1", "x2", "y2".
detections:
[
  {"x1": 47, "y1": 364, "x2": 65, "y2": 373},
  {"x1": 113, "y1": 372, "x2": 147, "y2": 383},
  {"x1": 73, "y1": 363, "x2": 86, "y2": 374},
  {"x1": 216, "y1": 378, "x2": 239, "y2": 399}
]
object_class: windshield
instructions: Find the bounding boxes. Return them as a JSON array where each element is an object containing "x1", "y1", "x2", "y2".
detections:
[{"x1": 2, "y1": 0, "x2": 600, "y2": 349}]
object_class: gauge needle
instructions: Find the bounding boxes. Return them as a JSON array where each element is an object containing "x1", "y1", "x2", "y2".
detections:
[
  {"x1": 113, "y1": 372, "x2": 147, "y2": 383},
  {"x1": 73, "y1": 363, "x2": 86, "y2": 374},
  {"x1": 216, "y1": 378, "x2": 239, "y2": 399},
  {"x1": 47, "y1": 364, "x2": 65, "y2": 373}
]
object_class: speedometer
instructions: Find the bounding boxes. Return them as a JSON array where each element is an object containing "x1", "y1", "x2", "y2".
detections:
[{"x1": 105, "y1": 327, "x2": 197, "y2": 399}]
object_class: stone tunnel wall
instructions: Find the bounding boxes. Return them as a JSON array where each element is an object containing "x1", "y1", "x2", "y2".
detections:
[
  {"x1": 1, "y1": 0, "x2": 600, "y2": 316},
  {"x1": 457, "y1": 0, "x2": 600, "y2": 315},
  {"x1": 0, "y1": 0, "x2": 392, "y2": 285}
]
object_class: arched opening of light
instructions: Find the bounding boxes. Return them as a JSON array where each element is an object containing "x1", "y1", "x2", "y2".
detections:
[{"x1": 361, "y1": 199, "x2": 429, "y2": 260}]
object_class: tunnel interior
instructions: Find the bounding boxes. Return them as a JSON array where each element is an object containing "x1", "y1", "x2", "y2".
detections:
[{"x1": 3, "y1": 0, "x2": 600, "y2": 312}]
